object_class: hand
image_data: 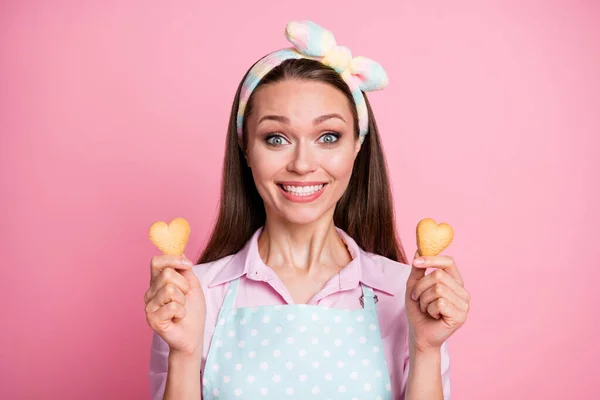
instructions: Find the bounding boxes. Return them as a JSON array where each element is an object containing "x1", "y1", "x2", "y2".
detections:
[
  {"x1": 405, "y1": 251, "x2": 470, "y2": 353},
  {"x1": 144, "y1": 254, "x2": 206, "y2": 357}
]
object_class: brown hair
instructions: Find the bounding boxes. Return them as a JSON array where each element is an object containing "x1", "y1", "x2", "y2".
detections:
[{"x1": 197, "y1": 58, "x2": 407, "y2": 265}]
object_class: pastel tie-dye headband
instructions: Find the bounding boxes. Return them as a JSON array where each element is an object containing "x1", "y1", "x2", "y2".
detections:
[{"x1": 236, "y1": 20, "x2": 389, "y2": 144}]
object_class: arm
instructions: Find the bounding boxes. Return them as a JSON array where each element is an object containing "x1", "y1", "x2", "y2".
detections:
[
  {"x1": 149, "y1": 332, "x2": 204, "y2": 400},
  {"x1": 163, "y1": 350, "x2": 202, "y2": 400},
  {"x1": 401, "y1": 339, "x2": 451, "y2": 400},
  {"x1": 148, "y1": 259, "x2": 215, "y2": 400}
]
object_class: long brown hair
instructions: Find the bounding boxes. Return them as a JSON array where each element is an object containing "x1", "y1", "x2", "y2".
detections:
[{"x1": 197, "y1": 58, "x2": 408, "y2": 265}]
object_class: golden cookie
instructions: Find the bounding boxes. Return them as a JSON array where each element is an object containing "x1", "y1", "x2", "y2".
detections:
[
  {"x1": 148, "y1": 217, "x2": 190, "y2": 256},
  {"x1": 416, "y1": 218, "x2": 454, "y2": 256}
]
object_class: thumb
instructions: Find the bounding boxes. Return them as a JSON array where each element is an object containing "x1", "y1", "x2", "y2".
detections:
[
  {"x1": 180, "y1": 254, "x2": 202, "y2": 290},
  {"x1": 407, "y1": 250, "x2": 426, "y2": 289}
]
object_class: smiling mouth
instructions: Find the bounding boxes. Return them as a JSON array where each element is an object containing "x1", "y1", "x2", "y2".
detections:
[{"x1": 277, "y1": 183, "x2": 327, "y2": 197}]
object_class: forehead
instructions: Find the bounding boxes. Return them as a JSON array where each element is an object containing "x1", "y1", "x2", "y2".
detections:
[{"x1": 251, "y1": 79, "x2": 353, "y2": 120}]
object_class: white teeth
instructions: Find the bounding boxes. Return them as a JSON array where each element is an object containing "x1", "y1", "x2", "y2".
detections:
[{"x1": 282, "y1": 184, "x2": 324, "y2": 196}]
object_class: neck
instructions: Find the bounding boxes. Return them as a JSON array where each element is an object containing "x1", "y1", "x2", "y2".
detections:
[{"x1": 257, "y1": 214, "x2": 350, "y2": 273}]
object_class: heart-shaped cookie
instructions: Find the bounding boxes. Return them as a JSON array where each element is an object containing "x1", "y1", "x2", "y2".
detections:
[
  {"x1": 416, "y1": 218, "x2": 454, "y2": 256},
  {"x1": 148, "y1": 217, "x2": 190, "y2": 256}
]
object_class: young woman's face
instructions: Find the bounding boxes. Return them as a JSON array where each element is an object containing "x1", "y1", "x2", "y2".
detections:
[{"x1": 245, "y1": 79, "x2": 361, "y2": 225}]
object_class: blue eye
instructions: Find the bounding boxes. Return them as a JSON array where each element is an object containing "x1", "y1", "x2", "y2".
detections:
[
  {"x1": 319, "y1": 132, "x2": 340, "y2": 144},
  {"x1": 265, "y1": 134, "x2": 289, "y2": 146}
]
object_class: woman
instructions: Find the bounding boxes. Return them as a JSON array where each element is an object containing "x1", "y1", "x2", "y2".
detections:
[{"x1": 146, "y1": 20, "x2": 470, "y2": 400}]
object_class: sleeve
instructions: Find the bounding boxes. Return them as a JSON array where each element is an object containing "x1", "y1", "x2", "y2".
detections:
[
  {"x1": 399, "y1": 338, "x2": 451, "y2": 400},
  {"x1": 148, "y1": 331, "x2": 170, "y2": 400},
  {"x1": 440, "y1": 340, "x2": 452, "y2": 399}
]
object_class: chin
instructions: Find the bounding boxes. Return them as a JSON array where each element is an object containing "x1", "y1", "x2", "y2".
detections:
[
  {"x1": 275, "y1": 206, "x2": 329, "y2": 226},
  {"x1": 285, "y1": 211, "x2": 323, "y2": 225}
]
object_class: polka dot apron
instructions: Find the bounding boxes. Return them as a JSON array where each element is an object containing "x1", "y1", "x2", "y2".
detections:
[{"x1": 202, "y1": 277, "x2": 392, "y2": 399}]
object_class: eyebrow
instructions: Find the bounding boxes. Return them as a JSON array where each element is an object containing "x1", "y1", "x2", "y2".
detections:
[{"x1": 257, "y1": 113, "x2": 346, "y2": 126}]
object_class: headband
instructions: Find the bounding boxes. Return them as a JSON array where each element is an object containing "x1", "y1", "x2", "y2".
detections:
[{"x1": 236, "y1": 20, "x2": 389, "y2": 144}]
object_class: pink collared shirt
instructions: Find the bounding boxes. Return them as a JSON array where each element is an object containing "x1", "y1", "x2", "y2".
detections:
[{"x1": 149, "y1": 227, "x2": 451, "y2": 399}]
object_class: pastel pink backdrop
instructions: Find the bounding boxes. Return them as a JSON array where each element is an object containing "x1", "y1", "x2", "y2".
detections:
[{"x1": 1, "y1": 0, "x2": 598, "y2": 398}]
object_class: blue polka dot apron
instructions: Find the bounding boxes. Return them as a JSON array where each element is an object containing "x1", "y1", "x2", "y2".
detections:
[{"x1": 202, "y1": 277, "x2": 392, "y2": 399}]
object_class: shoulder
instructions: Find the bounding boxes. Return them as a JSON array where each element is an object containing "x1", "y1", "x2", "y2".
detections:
[
  {"x1": 191, "y1": 254, "x2": 236, "y2": 291},
  {"x1": 365, "y1": 251, "x2": 412, "y2": 278},
  {"x1": 360, "y1": 249, "x2": 412, "y2": 297}
]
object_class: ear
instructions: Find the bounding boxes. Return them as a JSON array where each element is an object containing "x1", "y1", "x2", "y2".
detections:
[
  {"x1": 354, "y1": 138, "x2": 362, "y2": 158},
  {"x1": 244, "y1": 149, "x2": 251, "y2": 168},
  {"x1": 239, "y1": 139, "x2": 251, "y2": 167}
]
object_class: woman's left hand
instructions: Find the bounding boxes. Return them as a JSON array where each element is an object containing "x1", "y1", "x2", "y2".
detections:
[{"x1": 405, "y1": 251, "x2": 470, "y2": 353}]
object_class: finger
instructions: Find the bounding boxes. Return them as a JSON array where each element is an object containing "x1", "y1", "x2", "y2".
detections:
[
  {"x1": 179, "y1": 267, "x2": 202, "y2": 290},
  {"x1": 418, "y1": 281, "x2": 469, "y2": 314},
  {"x1": 146, "y1": 283, "x2": 187, "y2": 315},
  {"x1": 427, "y1": 298, "x2": 465, "y2": 325},
  {"x1": 426, "y1": 298, "x2": 444, "y2": 320},
  {"x1": 145, "y1": 267, "x2": 191, "y2": 304},
  {"x1": 148, "y1": 302, "x2": 186, "y2": 331},
  {"x1": 412, "y1": 255, "x2": 464, "y2": 286},
  {"x1": 411, "y1": 268, "x2": 469, "y2": 302},
  {"x1": 150, "y1": 254, "x2": 194, "y2": 281}
]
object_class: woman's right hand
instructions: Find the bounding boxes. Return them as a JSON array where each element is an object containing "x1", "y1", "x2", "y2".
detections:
[{"x1": 144, "y1": 254, "x2": 206, "y2": 357}]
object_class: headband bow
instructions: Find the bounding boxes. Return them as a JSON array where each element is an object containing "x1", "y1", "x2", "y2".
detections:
[{"x1": 236, "y1": 20, "x2": 389, "y2": 143}]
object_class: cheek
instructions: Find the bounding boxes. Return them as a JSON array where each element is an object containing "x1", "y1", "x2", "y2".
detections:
[
  {"x1": 248, "y1": 148, "x2": 286, "y2": 181},
  {"x1": 321, "y1": 150, "x2": 356, "y2": 180}
]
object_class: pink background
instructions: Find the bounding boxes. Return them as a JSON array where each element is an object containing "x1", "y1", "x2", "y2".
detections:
[{"x1": 2, "y1": 0, "x2": 598, "y2": 398}]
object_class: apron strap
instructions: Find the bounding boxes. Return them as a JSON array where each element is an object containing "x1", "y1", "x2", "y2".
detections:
[
  {"x1": 212, "y1": 277, "x2": 241, "y2": 337},
  {"x1": 221, "y1": 277, "x2": 240, "y2": 311},
  {"x1": 359, "y1": 284, "x2": 379, "y2": 310}
]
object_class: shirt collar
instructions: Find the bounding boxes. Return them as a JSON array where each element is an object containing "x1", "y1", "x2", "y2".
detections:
[{"x1": 208, "y1": 226, "x2": 396, "y2": 296}]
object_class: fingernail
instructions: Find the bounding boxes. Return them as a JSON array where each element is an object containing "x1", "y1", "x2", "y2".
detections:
[
  {"x1": 414, "y1": 258, "x2": 425, "y2": 266},
  {"x1": 182, "y1": 257, "x2": 193, "y2": 266},
  {"x1": 411, "y1": 291, "x2": 417, "y2": 300}
]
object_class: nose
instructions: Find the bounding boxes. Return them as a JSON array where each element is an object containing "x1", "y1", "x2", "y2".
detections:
[{"x1": 287, "y1": 140, "x2": 318, "y2": 175}]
